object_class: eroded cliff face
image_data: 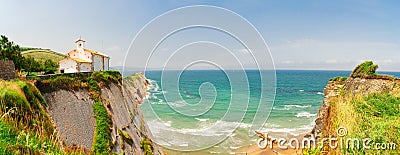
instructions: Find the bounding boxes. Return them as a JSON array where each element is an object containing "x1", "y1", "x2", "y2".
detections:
[
  {"x1": 39, "y1": 72, "x2": 163, "y2": 155},
  {"x1": 309, "y1": 77, "x2": 400, "y2": 139},
  {"x1": 44, "y1": 89, "x2": 96, "y2": 151}
]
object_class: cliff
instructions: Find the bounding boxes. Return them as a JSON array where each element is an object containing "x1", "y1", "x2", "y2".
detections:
[
  {"x1": 307, "y1": 62, "x2": 400, "y2": 154},
  {"x1": 34, "y1": 71, "x2": 162, "y2": 154},
  {"x1": 0, "y1": 79, "x2": 60, "y2": 154},
  {"x1": 310, "y1": 78, "x2": 400, "y2": 139}
]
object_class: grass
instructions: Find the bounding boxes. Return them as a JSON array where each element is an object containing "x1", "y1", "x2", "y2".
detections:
[
  {"x1": 21, "y1": 49, "x2": 66, "y2": 63},
  {"x1": 1, "y1": 71, "x2": 138, "y2": 154},
  {"x1": 28, "y1": 71, "x2": 121, "y2": 154},
  {"x1": 306, "y1": 88, "x2": 400, "y2": 154},
  {"x1": 140, "y1": 138, "x2": 154, "y2": 155},
  {"x1": 0, "y1": 120, "x2": 63, "y2": 154},
  {"x1": 304, "y1": 60, "x2": 400, "y2": 154},
  {"x1": 92, "y1": 101, "x2": 112, "y2": 154},
  {"x1": 123, "y1": 72, "x2": 146, "y2": 87},
  {"x1": 330, "y1": 76, "x2": 347, "y2": 82},
  {"x1": 0, "y1": 79, "x2": 61, "y2": 154},
  {"x1": 87, "y1": 71, "x2": 121, "y2": 154},
  {"x1": 334, "y1": 93, "x2": 400, "y2": 155},
  {"x1": 118, "y1": 129, "x2": 133, "y2": 145}
]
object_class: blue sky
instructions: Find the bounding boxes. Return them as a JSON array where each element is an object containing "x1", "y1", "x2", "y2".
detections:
[{"x1": 1, "y1": 0, "x2": 399, "y2": 71}]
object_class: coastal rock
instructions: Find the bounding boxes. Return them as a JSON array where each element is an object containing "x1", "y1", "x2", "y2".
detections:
[
  {"x1": 40, "y1": 72, "x2": 163, "y2": 154},
  {"x1": 44, "y1": 89, "x2": 96, "y2": 151},
  {"x1": 309, "y1": 77, "x2": 400, "y2": 140}
]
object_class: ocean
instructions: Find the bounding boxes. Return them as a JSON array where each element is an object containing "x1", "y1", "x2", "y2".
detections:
[{"x1": 138, "y1": 70, "x2": 400, "y2": 153}]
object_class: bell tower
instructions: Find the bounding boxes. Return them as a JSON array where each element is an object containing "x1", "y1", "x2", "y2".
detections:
[{"x1": 75, "y1": 38, "x2": 86, "y2": 51}]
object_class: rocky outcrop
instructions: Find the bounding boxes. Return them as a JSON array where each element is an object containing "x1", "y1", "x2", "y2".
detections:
[
  {"x1": 40, "y1": 72, "x2": 163, "y2": 154},
  {"x1": 308, "y1": 77, "x2": 400, "y2": 139},
  {"x1": 307, "y1": 80, "x2": 344, "y2": 139},
  {"x1": 0, "y1": 60, "x2": 16, "y2": 80}
]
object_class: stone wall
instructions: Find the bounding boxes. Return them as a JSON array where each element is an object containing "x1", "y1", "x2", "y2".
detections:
[{"x1": 0, "y1": 60, "x2": 16, "y2": 80}]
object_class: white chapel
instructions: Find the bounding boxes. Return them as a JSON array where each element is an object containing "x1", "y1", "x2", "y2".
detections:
[{"x1": 59, "y1": 39, "x2": 109, "y2": 73}]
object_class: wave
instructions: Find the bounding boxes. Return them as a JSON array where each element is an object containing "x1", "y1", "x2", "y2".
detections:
[
  {"x1": 273, "y1": 104, "x2": 311, "y2": 110},
  {"x1": 210, "y1": 151, "x2": 220, "y2": 154},
  {"x1": 317, "y1": 92, "x2": 324, "y2": 95},
  {"x1": 149, "y1": 98, "x2": 165, "y2": 104},
  {"x1": 164, "y1": 121, "x2": 172, "y2": 127},
  {"x1": 148, "y1": 119, "x2": 251, "y2": 137},
  {"x1": 299, "y1": 89, "x2": 304, "y2": 92},
  {"x1": 229, "y1": 146, "x2": 240, "y2": 150},
  {"x1": 195, "y1": 118, "x2": 209, "y2": 122},
  {"x1": 295, "y1": 112, "x2": 317, "y2": 118},
  {"x1": 286, "y1": 104, "x2": 311, "y2": 109},
  {"x1": 264, "y1": 123, "x2": 281, "y2": 128},
  {"x1": 259, "y1": 124, "x2": 315, "y2": 137}
]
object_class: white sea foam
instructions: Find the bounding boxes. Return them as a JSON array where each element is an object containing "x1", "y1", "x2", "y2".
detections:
[
  {"x1": 299, "y1": 89, "x2": 304, "y2": 92},
  {"x1": 285, "y1": 104, "x2": 311, "y2": 108},
  {"x1": 195, "y1": 118, "x2": 209, "y2": 122},
  {"x1": 178, "y1": 143, "x2": 188, "y2": 147},
  {"x1": 265, "y1": 123, "x2": 281, "y2": 128},
  {"x1": 229, "y1": 146, "x2": 240, "y2": 149},
  {"x1": 163, "y1": 121, "x2": 172, "y2": 127},
  {"x1": 317, "y1": 92, "x2": 324, "y2": 95},
  {"x1": 167, "y1": 100, "x2": 186, "y2": 107},
  {"x1": 295, "y1": 112, "x2": 317, "y2": 118},
  {"x1": 259, "y1": 124, "x2": 314, "y2": 137},
  {"x1": 239, "y1": 122, "x2": 252, "y2": 129},
  {"x1": 148, "y1": 119, "x2": 247, "y2": 137},
  {"x1": 273, "y1": 104, "x2": 311, "y2": 110}
]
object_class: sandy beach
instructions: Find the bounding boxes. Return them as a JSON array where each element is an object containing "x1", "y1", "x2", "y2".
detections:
[{"x1": 238, "y1": 133, "x2": 306, "y2": 155}]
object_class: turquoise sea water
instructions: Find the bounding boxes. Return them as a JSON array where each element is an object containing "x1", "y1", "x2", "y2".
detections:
[{"x1": 138, "y1": 70, "x2": 400, "y2": 153}]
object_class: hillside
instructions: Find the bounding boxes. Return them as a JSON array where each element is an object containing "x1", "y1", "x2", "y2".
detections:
[
  {"x1": 0, "y1": 79, "x2": 61, "y2": 154},
  {"x1": 305, "y1": 62, "x2": 400, "y2": 155},
  {"x1": 21, "y1": 49, "x2": 66, "y2": 62},
  {"x1": 0, "y1": 71, "x2": 163, "y2": 154}
]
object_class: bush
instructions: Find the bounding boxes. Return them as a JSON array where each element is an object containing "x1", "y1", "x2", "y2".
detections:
[
  {"x1": 140, "y1": 138, "x2": 154, "y2": 155},
  {"x1": 330, "y1": 76, "x2": 347, "y2": 82},
  {"x1": 350, "y1": 61, "x2": 378, "y2": 78}
]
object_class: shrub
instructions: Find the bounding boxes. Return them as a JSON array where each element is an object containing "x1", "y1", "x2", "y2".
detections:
[
  {"x1": 350, "y1": 61, "x2": 378, "y2": 78},
  {"x1": 140, "y1": 138, "x2": 154, "y2": 155},
  {"x1": 330, "y1": 76, "x2": 347, "y2": 82}
]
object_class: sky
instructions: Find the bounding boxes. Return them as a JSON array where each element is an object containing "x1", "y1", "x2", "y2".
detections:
[{"x1": 1, "y1": 0, "x2": 399, "y2": 71}]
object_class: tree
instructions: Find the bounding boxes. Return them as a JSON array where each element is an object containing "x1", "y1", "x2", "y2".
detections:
[
  {"x1": 0, "y1": 35, "x2": 24, "y2": 70},
  {"x1": 43, "y1": 59, "x2": 58, "y2": 74},
  {"x1": 24, "y1": 56, "x2": 41, "y2": 76}
]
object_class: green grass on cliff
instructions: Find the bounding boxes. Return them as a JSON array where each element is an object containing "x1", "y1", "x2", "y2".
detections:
[
  {"x1": 37, "y1": 71, "x2": 121, "y2": 154},
  {"x1": 1, "y1": 71, "x2": 143, "y2": 154},
  {"x1": 0, "y1": 80, "x2": 61, "y2": 154},
  {"x1": 304, "y1": 90, "x2": 400, "y2": 155},
  {"x1": 346, "y1": 93, "x2": 400, "y2": 154},
  {"x1": 305, "y1": 61, "x2": 400, "y2": 155},
  {"x1": 88, "y1": 71, "x2": 119, "y2": 154},
  {"x1": 350, "y1": 61, "x2": 378, "y2": 78}
]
